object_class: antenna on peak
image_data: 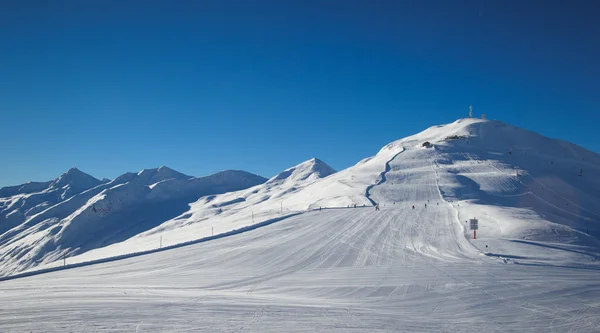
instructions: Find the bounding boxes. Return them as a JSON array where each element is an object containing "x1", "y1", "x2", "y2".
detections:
[{"x1": 469, "y1": 105, "x2": 473, "y2": 118}]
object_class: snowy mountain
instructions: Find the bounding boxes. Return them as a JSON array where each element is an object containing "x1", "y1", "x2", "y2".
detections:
[
  {"x1": 131, "y1": 165, "x2": 192, "y2": 185},
  {"x1": 3, "y1": 118, "x2": 600, "y2": 279},
  {"x1": 0, "y1": 167, "x2": 266, "y2": 276},
  {"x1": 51, "y1": 118, "x2": 600, "y2": 270},
  {"x1": 0, "y1": 181, "x2": 52, "y2": 198},
  {"x1": 138, "y1": 157, "x2": 337, "y2": 235},
  {"x1": 4, "y1": 118, "x2": 600, "y2": 332},
  {"x1": 267, "y1": 158, "x2": 336, "y2": 184},
  {"x1": 0, "y1": 168, "x2": 104, "y2": 235},
  {"x1": 48, "y1": 167, "x2": 106, "y2": 199}
]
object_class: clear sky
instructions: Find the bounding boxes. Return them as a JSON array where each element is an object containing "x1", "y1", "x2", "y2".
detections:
[{"x1": 1, "y1": 0, "x2": 599, "y2": 187}]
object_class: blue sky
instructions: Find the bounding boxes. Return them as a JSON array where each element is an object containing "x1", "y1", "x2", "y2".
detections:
[{"x1": 1, "y1": 0, "x2": 599, "y2": 186}]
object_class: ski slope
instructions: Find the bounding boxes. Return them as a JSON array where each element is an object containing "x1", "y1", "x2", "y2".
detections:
[
  {"x1": 41, "y1": 118, "x2": 600, "y2": 271},
  {"x1": 2, "y1": 208, "x2": 599, "y2": 332},
  {"x1": 2, "y1": 118, "x2": 600, "y2": 332}
]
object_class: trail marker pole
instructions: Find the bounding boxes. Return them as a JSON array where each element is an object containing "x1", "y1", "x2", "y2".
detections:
[
  {"x1": 470, "y1": 218, "x2": 479, "y2": 239},
  {"x1": 212, "y1": 226, "x2": 214, "y2": 236},
  {"x1": 63, "y1": 254, "x2": 66, "y2": 266}
]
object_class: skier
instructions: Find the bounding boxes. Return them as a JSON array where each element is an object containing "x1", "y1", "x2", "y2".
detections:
[
  {"x1": 375, "y1": 203, "x2": 380, "y2": 211},
  {"x1": 412, "y1": 205, "x2": 414, "y2": 210},
  {"x1": 425, "y1": 203, "x2": 427, "y2": 208}
]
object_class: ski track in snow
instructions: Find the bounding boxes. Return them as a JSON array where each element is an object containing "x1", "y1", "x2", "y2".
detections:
[
  {"x1": 365, "y1": 148, "x2": 405, "y2": 206},
  {"x1": 2, "y1": 192, "x2": 599, "y2": 331}
]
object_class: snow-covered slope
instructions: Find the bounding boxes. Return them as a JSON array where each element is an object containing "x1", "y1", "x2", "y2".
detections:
[
  {"x1": 44, "y1": 118, "x2": 600, "y2": 271},
  {"x1": 0, "y1": 168, "x2": 105, "y2": 235},
  {"x1": 0, "y1": 167, "x2": 267, "y2": 276},
  {"x1": 0, "y1": 180, "x2": 52, "y2": 198},
  {"x1": 3, "y1": 118, "x2": 600, "y2": 332},
  {"x1": 370, "y1": 118, "x2": 600, "y2": 258},
  {"x1": 3, "y1": 169, "x2": 599, "y2": 332},
  {"x1": 58, "y1": 158, "x2": 338, "y2": 261},
  {"x1": 48, "y1": 167, "x2": 106, "y2": 199}
]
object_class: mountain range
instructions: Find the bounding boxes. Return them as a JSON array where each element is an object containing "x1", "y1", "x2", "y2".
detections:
[{"x1": 1, "y1": 117, "x2": 599, "y2": 277}]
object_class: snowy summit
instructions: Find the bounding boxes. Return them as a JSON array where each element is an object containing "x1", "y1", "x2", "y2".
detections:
[{"x1": 1, "y1": 118, "x2": 599, "y2": 332}]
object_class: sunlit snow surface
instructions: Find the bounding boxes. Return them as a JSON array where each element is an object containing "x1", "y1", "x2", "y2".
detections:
[{"x1": 2, "y1": 118, "x2": 600, "y2": 332}]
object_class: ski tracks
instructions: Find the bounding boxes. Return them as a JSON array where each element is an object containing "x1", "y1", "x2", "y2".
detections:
[{"x1": 365, "y1": 148, "x2": 406, "y2": 205}]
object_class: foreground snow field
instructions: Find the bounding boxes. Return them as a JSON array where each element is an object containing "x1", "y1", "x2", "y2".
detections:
[
  {"x1": 2, "y1": 118, "x2": 600, "y2": 332},
  {"x1": 1, "y1": 208, "x2": 599, "y2": 332}
]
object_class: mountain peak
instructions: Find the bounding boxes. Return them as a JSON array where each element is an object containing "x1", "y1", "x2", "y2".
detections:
[
  {"x1": 50, "y1": 168, "x2": 102, "y2": 190},
  {"x1": 66, "y1": 167, "x2": 79, "y2": 173},
  {"x1": 268, "y1": 158, "x2": 336, "y2": 184},
  {"x1": 134, "y1": 166, "x2": 192, "y2": 185}
]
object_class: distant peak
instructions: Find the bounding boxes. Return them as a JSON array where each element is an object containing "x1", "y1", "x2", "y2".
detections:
[
  {"x1": 308, "y1": 157, "x2": 327, "y2": 165},
  {"x1": 66, "y1": 167, "x2": 80, "y2": 174},
  {"x1": 133, "y1": 166, "x2": 192, "y2": 185},
  {"x1": 304, "y1": 157, "x2": 334, "y2": 170},
  {"x1": 49, "y1": 167, "x2": 102, "y2": 192},
  {"x1": 60, "y1": 167, "x2": 93, "y2": 178},
  {"x1": 268, "y1": 158, "x2": 336, "y2": 184}
]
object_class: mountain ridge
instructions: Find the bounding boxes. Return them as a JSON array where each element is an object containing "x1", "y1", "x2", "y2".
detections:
[
  {"x1": 60, "y1": 118, "x2": 600, "y2": 270},
  {"x1": 2, "y1": 118, "x2": 600, "y2": 278},
  {"x1": 0, "y1": 166, "x2": 271, "y2": 276}
]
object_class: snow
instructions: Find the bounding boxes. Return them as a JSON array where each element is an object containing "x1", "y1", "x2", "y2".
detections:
[
  {"x1": 45, "y1": 119, "x2": 600, "y2": 269},
  {"x1": 1, "y1": 118, "x2": 600, "y2": 332},
  {"x1": 0, "y1": 168, "x2": 267, "y2": 276},
  {"x1": 1, "y1": 206, "x2": 599, "y2": 332},
  {"x1": 134, "y1": 165, "x2": 192, "y2": 185},
  {"x1": 0, "y1": 168, "x2": 104, "y2": 236}
]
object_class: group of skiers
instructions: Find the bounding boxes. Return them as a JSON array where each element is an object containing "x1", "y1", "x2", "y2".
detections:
[
  {"x1": 336, "y1": 201, "x2": 442, "y2": 211},
  {"x1": 375, "y1": 201, "x2": 438, "y2": 211}
]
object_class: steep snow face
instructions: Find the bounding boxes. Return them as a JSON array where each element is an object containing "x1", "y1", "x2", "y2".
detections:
[
  {"x1": 0, "y1": 168, "x2": 267, "y2": 276},
  {"x1": 0, "y1": 181, "x2": 52, "y2": 198},
  {"x1": 49, "y1": 167, "x2": 103, "y2": 191},
  {"x1": 0, "y1": 168, "x2": 104, "y2": 235},
  {"x1": 48, "y1": 167, "x2": 104, "y2": 200}
]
